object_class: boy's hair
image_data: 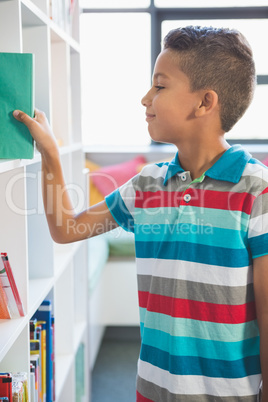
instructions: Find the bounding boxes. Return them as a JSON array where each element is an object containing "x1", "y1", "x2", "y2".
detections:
[{"x1": 164, "y1": 26, "x2": 256, "y2": 132}]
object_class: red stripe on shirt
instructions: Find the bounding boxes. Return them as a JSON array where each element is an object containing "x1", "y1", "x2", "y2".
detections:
[
  {"x1": 135, "y1": 190, "x2": 183, "y2": 209},
  {"x1": 136, "y1": 391, "x2": 153, "y2": 402},
  {"x1": 260, "y1": 187, "x2": 268, "y2": 195},
  {"x1": 138, "y1": 291, "x2": 256, "y2": 324},
  {"x1": 135, "y1": 190, "x2": 255, "y2": 214}
]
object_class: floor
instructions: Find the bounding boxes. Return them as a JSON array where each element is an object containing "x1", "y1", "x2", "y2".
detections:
[{"x1": 91, "y1": 326, "x2": 141, "y2": 402}]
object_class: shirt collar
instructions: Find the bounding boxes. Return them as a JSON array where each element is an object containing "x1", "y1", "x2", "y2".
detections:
[{"x1": 163, "y1": 144, "x2": 252, "y2": 186}]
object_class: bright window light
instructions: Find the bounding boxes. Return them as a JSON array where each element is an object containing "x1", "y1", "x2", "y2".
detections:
[
  {"x1": 156, "y1": 0, "x2": 268, "y2": 7},
  {"x1": 80, "y1": 13, "x2": 151, "y2": 147},
  {"x1": 227, "y1": 85, "x2": 268, "y2": 140}
]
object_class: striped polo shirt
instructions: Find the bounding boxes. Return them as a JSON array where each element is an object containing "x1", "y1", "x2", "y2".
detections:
[{"x1": 105, "y1": 144, "x2": 268, "y2": 402}]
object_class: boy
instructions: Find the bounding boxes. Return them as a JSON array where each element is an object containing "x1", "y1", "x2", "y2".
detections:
[{"x1": 14, "y1": 26, "x2": 268, "y2": 401}]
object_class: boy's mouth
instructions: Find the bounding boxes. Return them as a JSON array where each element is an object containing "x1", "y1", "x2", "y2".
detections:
[{"x1": 146, "y1": 113, "x2": 155, "y2": 121}]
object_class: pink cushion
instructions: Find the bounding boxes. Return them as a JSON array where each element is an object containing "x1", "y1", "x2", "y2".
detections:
[
  {"x1": 91, "y1": 155, "x2": 147, "y2": 196},
  {"x1": 262, "y1": 157, "x2": 268, "y2": 166}
]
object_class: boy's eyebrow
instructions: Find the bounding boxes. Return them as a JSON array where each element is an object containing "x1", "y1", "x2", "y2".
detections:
[{"x1": 153, "y1": 72, "x2": 169, "y2": 80}]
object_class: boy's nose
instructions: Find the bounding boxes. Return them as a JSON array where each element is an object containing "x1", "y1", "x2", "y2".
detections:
[{"x1": 141, "y1": 90, "x2": 151, "y2": 107}]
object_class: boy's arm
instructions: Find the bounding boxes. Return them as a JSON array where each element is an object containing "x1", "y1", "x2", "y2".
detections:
[
  {"x1": 13, "y1": 109, "x2": 118, "y2": 243},
  {"x1": 253, "y1": 254, "x2": 268, "y2": 401}
]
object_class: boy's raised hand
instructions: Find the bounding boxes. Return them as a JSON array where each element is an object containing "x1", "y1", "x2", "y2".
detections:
[
  {"x1": 13, "y1": 109, "x2": 58, "y2": 157},
  {"x1": 13, "y1": 108, "x2": 117, "y2": 243}
]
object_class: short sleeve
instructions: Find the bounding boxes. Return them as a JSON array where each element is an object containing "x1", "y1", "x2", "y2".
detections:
[
  {"x1": 105, "y1": 174, "x2": 139, "y2": 233},
  {"x1": 248, "y1": 187, "x2": 268, "y2": 259}
]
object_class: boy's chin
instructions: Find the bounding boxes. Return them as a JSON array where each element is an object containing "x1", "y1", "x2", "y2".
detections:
[
  {"x1": 148, "y1": 130, "x2": 166, "y2": 144},
  {"x1": 149, "y1": 132, "x2": 172, "y2": 145}
]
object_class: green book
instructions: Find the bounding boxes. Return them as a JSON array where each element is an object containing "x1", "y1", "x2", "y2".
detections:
[{"x1": 0, "y1": 52, "x2": 35, "y2": 159}]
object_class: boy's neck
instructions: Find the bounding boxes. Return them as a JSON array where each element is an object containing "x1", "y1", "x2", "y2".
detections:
[{"x1": 176, "y1": 135, "x2": 230, "y2": 181}]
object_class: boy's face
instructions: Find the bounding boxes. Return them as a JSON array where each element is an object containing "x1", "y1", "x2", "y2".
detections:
[{"x1": 141, "y1": 49, "x2": 202, "y2": 145}]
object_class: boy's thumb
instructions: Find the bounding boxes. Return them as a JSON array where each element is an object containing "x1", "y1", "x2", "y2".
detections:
[{"x1": 13, "y1": 110, "x2": 34, "y2": 129}]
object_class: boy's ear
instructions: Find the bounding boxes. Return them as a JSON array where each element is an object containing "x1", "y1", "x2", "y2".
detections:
[{"x1": 195, "y1": 90, "x2": 219, "y2": 117}]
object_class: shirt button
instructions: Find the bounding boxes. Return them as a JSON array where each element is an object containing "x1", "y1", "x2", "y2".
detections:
[
  {"x1": 184, "y1": 194, "x2": 191, "y2": 203},
  {"x1": 181, "y1": 174, "x2": 187, "y2": 181}
]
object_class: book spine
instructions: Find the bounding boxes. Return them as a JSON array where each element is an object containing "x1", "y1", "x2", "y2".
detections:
[
  {"x1": 32, "y1": 300, "x2": 53, "y2": 402},
  {"x1": 30, "y1": 355, "x2": 41, "y2": 402},
  {"x1": 0, "y1": 374, "x2": 12, "y2": 400},
  {"x1": 1, "y1": 253, "x2": 25, "y2": 317},
  {"x1": 30, "y1": 319, "x2": 38, "y2": 340},
  {"x1": 37, "y1": 321, "x2": 47, "y2": 402},
  {"x1": 30, "y1": 54, "x2": 35, "y2": 119},
  {"x1": 12, "y1": 372, "x2": 29, "y2": 402},
  {"x1": 0, "y1": 270, "x2": 19, "y2": 318},
  {"x1": 30, "y1": 365, "x2": 36, "y2": 402},
  {"x1": 51, "y1": 316, "x2": 55, "y2": 401},
  {"x1": 0, "y1": 276, "x2": 11, "y2": 319}
]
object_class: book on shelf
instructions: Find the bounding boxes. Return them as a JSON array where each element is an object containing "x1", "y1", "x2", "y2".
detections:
[
  {"x1": 0, "y1": 280, "x2": 10, "y2": 319},
  {"x1": 30, "y1": 319, "x2": 47, "y2": 402},
  {"x1": 37, "y1": 321, "x2": 47, "y2": 402},
  {"x1": 51, "y1": 316, "x2": 55, "y2": 402},
  {"x1": 30, "y1": 364, "x2": 36, "y2": 402},
  {"x1": 49, "y1": 0, "x2": 76, "y2": 35},
  {"x1": 0, "y1": 372, "x2": 28, "y2": 401},
  {"x1": 32, "y1": 300, "x2": 55, "y2": 402},
  {"x1": 0, "y1": 373, "x2": 12, "y2": 401},
  {"x1": 12, "y1": 372, "x2": 28, "y2": 401},
  {"x1": 30, "y1": 341, "x2": 41, "y2": 402},
  {"x1": 0, "y1": 253, "x2": 25, "y2": 319},
  {"x1": 0, "y1": 52, "x2": 35, "y2": 159}
]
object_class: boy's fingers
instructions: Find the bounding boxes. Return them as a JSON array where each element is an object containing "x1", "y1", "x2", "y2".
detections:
[{"x1": 34, "y1": 109, "x2": 47, "y2": 124}]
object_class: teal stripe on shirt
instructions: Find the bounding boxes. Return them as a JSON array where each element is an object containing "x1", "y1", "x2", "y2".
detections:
[
  {"x1": 139, "y1": 309, "x2": 260, "y2": 342},
  {"x1": 141, "y1": 327, "x2": 260, "y2": 361},
  {"x1": 135, "y1": 206, "x2": 250, "y2": 231},
  {"x1": 135, "y1": 240, "x2": 251, "y2": 267},
  {"x1": 140, "y1": 344, "x2": 261, "y2": 378},
  {"x1": 135, "y1": 224, "x2": 247, "y2": 249},
  {"x1": 105, "y1": 189, "x2": 134, "y2": 232},
  {"x1": 248, "y1": 232, "x2": 268, "y2": 259}
]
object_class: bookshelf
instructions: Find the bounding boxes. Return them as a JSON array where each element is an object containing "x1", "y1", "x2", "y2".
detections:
[{"x1": 0, "y1": 0, "x2": 90, "y2": 401}]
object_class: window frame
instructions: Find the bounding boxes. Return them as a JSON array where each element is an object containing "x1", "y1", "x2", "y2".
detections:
[{"x1": 82, "y1": 1, "x2": 268, "y2": 144}]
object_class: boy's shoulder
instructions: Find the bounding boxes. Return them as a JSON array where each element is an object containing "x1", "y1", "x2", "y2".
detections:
[
  {"x1": 139, "y1": 159, "x2": 171, "y2": 178},
  {"x1": 243, "y1": 156, "x2": 268, "y2": 183}
]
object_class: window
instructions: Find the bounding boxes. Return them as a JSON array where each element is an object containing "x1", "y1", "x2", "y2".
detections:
[
  {"x1": 80, "y1": 13, "x2": 151, "y2": 146},
  {"x1": 81, "y1": 1, "x2": 268, "y2": 146},
  {"x1": 155, "y1": 0, "x2": 268, "y2": 7}
]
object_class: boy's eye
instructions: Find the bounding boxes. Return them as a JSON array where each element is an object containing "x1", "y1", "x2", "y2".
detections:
[{"x1": 155, "y1": 85, "x2": 164, "y2": 91}]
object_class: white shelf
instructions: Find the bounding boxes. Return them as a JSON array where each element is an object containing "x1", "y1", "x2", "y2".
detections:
[
  {"x1": 0, "y1": 143, "x2": 83, "y2": 174},
  {"x1": 21, "y1": 0, "x2": 80, "y2": 50},
  {"x1": 28, "y1": 277, "x2": 55, "y2": 316},
  {"x1": 54, "y1": 241, "x2": 82, "y2": 280},
  {"x1": 56, "y1": 322, "x2": 87, "y2": 400},
  {"x1": 50, "y1": 20, "x2": 80, "y2": 53},
  {"x1": 0, "y1": 154, "x2": 41, "y2": 174},
  {"x1": 21, "y1": 0, "x2": 48, "y2": 27},
  {"x1": 55, "y1": 353, "x2": 74, "y2": 399},
  {"x1": 74, "y1": 321, "x2": 87, "y2": 353},
  {"x1": 0, "y1": 318, "x2": 27, "y2": 362},
  {"x1": 0, "y1": 0, "x2": 89, "y2": 401}
]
